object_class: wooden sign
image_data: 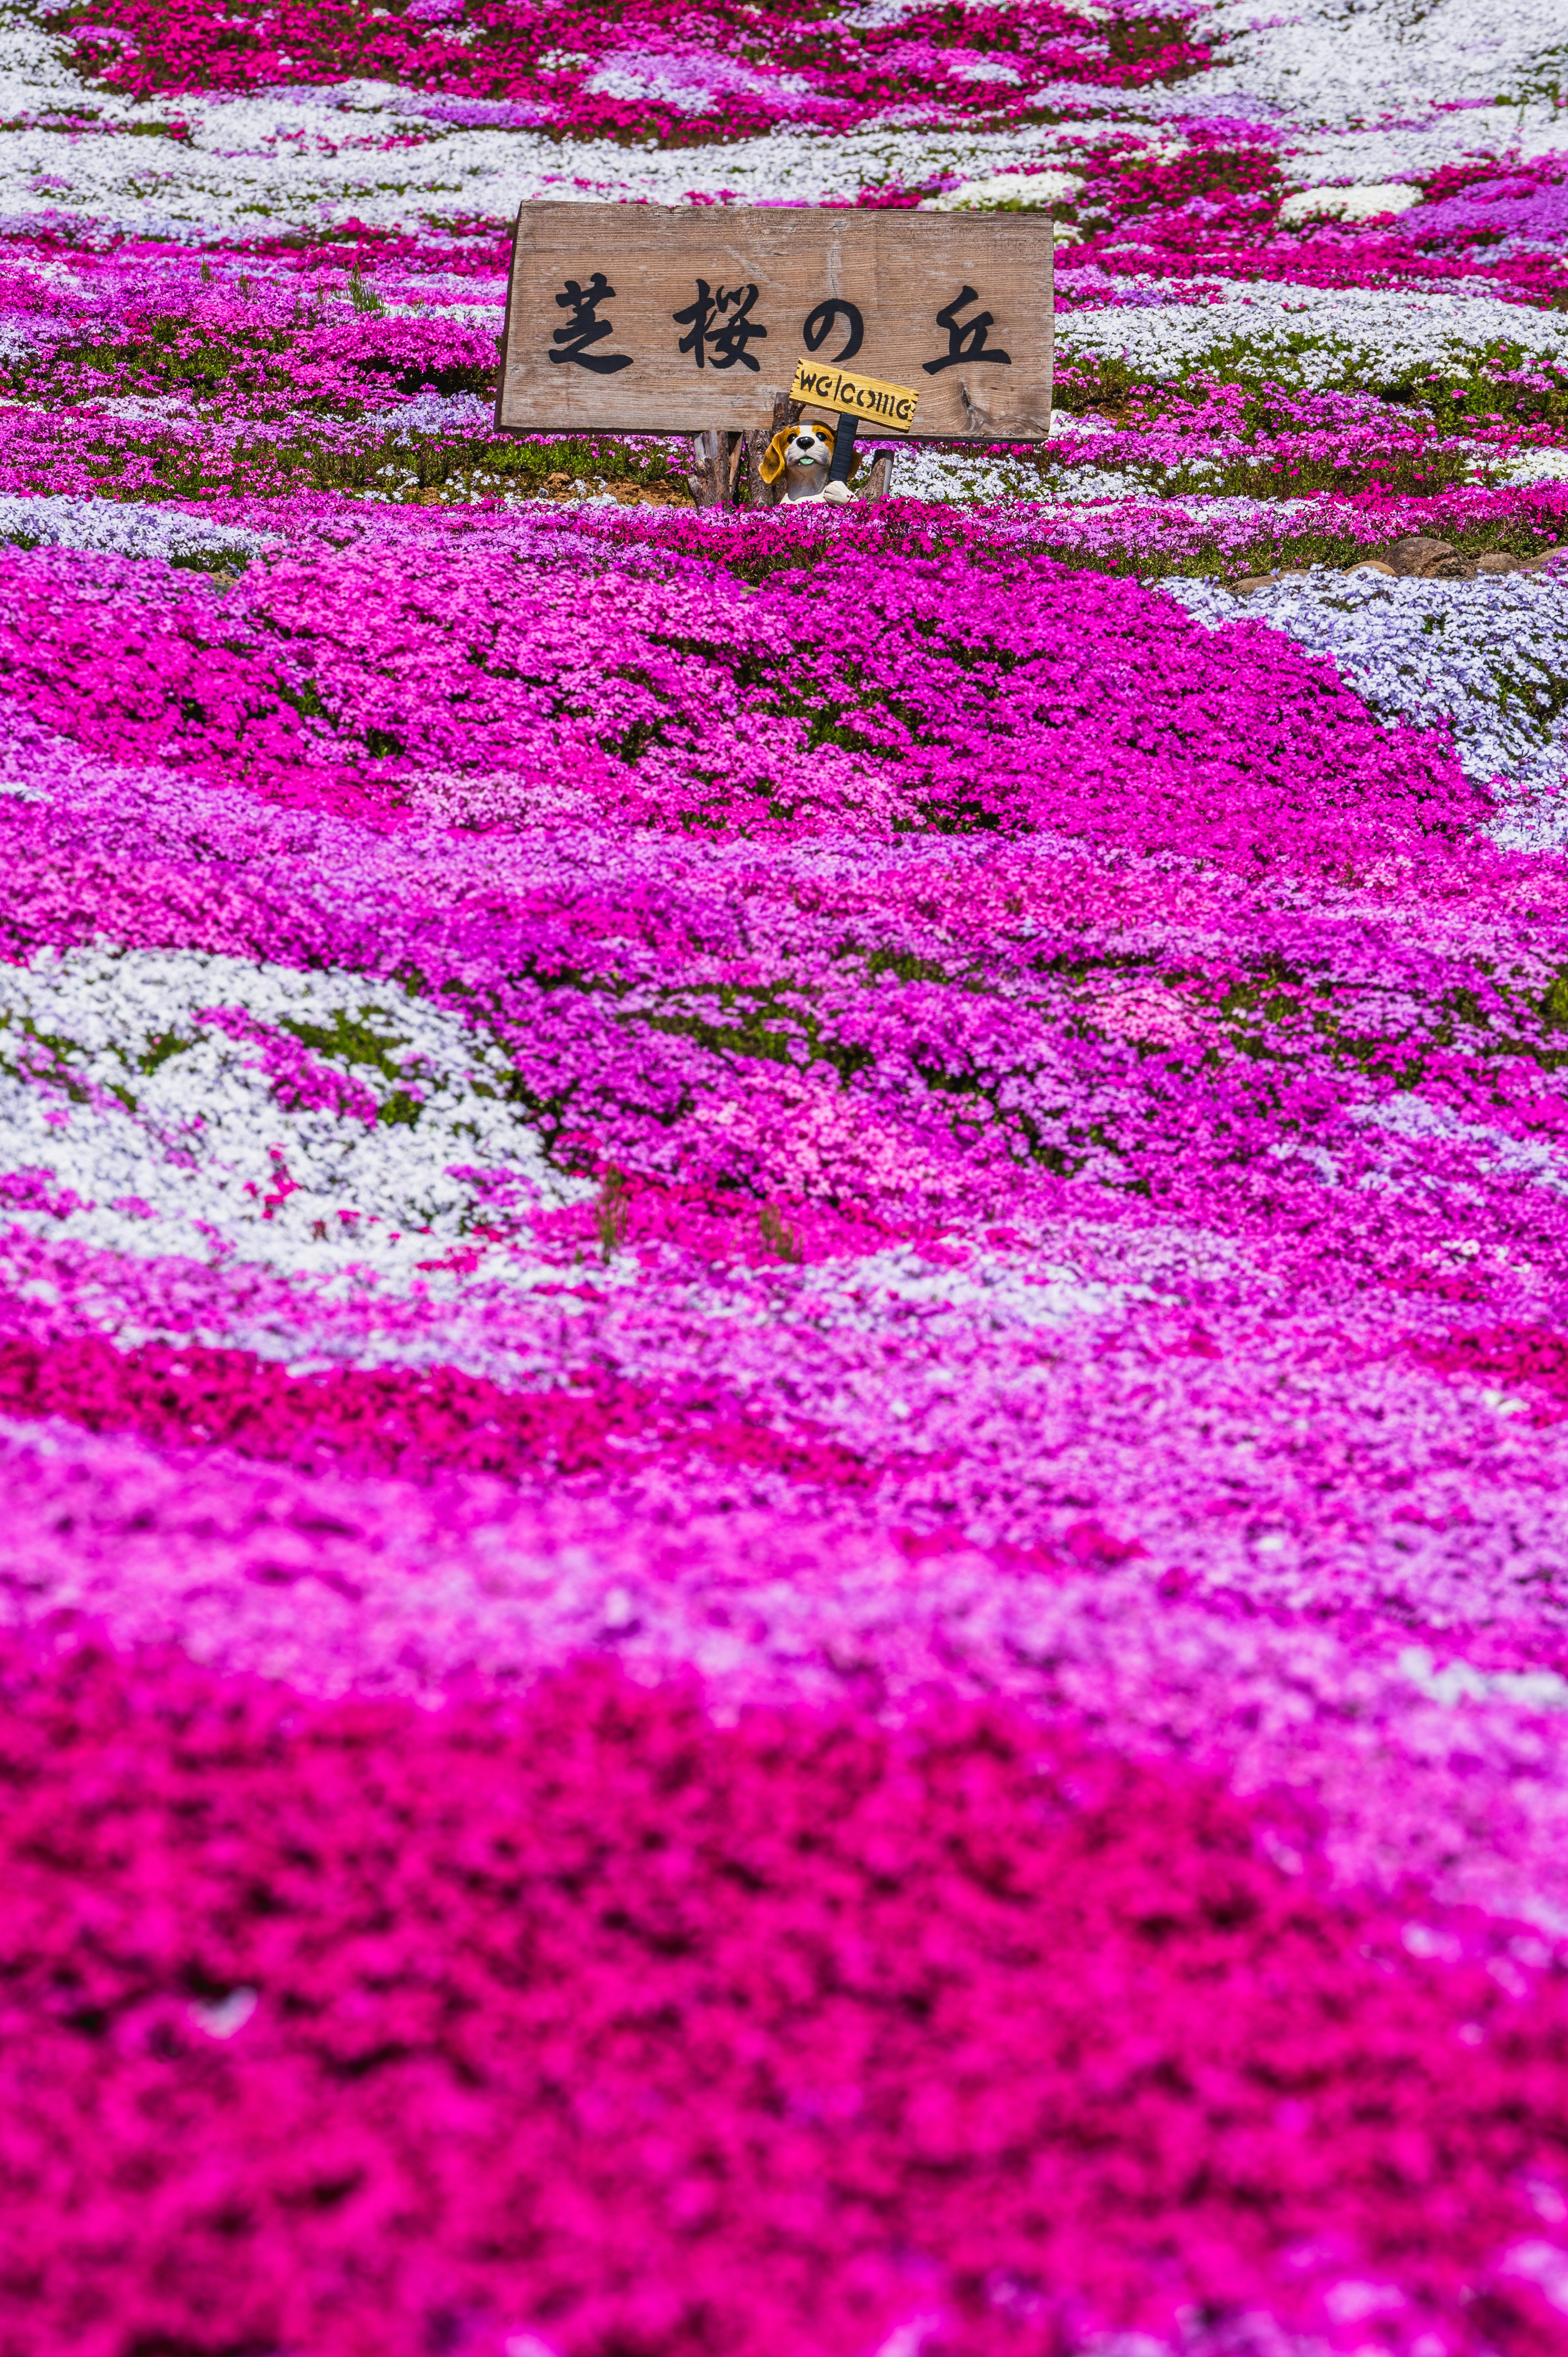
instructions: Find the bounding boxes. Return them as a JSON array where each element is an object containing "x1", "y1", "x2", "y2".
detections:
[
  {"x1": 495, "y1": 203, "x2": 1052, "y2": 441},
  {"x1": 788, "y1": 360, "x2": 919, "y2": 432}
]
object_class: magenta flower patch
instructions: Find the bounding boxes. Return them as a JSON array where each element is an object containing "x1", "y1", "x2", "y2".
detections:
[{"x1": 2, "y1": 1647, "x2": 1567, "y2": 2357}]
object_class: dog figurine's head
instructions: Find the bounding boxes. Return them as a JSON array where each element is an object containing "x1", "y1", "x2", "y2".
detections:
[{"x1": 761, "y1": 420, "x2": 836, "y2": 502}]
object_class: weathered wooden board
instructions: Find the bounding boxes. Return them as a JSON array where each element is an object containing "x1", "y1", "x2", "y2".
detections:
[{"x1": 495, "y1": 204, "x2": 1052, "y2": 440}]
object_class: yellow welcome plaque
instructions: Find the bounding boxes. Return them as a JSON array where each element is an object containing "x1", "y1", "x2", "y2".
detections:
[{"x1": 790, "y1": 361, "x2": 920, "y2": 433}]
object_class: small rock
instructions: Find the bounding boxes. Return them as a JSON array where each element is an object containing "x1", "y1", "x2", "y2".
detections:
[
  {"x1": 1385, "y1": 535, "x2": 1456, "y2": 575},
  {"x1": 1232, "y1": 571, "x2": 1308, "y2": 595},
  {"x1": 1345, "y1": 560, "x2": 1398, "y2": 577},
  {"x1": 1517, "y1": 549, "x2": 1568, "y2": 573},
  {"x1": 1475, "y1": 552, "x2": 1521, "y2": 574}
]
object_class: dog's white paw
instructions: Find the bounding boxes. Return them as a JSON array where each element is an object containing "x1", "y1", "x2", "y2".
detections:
[{"x1": 821, "y1": 481, "x2": 855, "y2": 505}]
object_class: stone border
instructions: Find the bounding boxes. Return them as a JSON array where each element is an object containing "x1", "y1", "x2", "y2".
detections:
[{"x1": 1232, "y1": 536, "x2": 1568, "y2": 595}]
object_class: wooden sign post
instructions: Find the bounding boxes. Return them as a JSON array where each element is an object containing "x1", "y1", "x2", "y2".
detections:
[{"x1": 495, "y1": 203, "x2": 1052, "y2": 504}]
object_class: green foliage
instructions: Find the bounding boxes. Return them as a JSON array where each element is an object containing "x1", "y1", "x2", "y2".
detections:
[
  {"x1": 1495, "y1": 40, "x2": 1568, "y2": 106},
  {"x1": 3, "y1": 307, "x2": 503, "y2": 410},
  {"x1": 169, "y1": 547, "x2": 252, "y2": 576},
  {"x1": 758, "y1": 1204, "x2": 801, "y2": 1262},
  {"x1": 137, "y1": 1030, "x2": 195, "y2": 1074},
  {"x1": 275, "y1": 1005, "x2": 436, "y2": 1124},
  {"x1": 1488, "y1": 653, "x2": 1568, "y2": 736},
  {"x1": 1056, "y1": 338, "x2": 1568, "y2": 427},
  {"x1": 8, "y1": 412, "x2": 682, "y2": 509},
  {"x1": 276, "y1": 678, "x2": 331, "y2": 722},
  {"x1": 1385, "y1": 341, "x2": 1568, "y2": 423},
  {"x1": 861, "y1": 947, "x2": 950, "y2": 985},
  {"x1": 347, "y1": 268, "x2": 385, "y2": 317},
  {"x1": 1105, "y1": 8, "x2": 1207, "y2": 77},
  {"x1": 597, "y1": 1164, "x2": 628, "y2": 1262},
  {"x1": 643, "y1": 986, "x2": 872, "y2": 1086},
  {"x1": 1031, "y1": 443, "x2": 1490, "y2": 502},
  {"x1": 1062, "y1": 519, "x2": 1566, "y2": 584},
  {"x1": 375, "y1": 1088, "x2": 424, "y2": 1128},
  {"x1": 276, "y1": 1006, "x2": 411, "y2": 1080}
]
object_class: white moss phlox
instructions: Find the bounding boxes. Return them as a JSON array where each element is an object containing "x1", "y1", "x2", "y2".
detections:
[
  {"x1": 1278, "y1": 183, "x2": 1422, "y2": 225},
  {"x1": 922, "y1": 168, "x2": 1084, "y2": 210}
]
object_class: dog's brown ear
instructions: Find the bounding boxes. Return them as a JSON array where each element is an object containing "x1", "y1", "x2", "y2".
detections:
[{"x1": 759, "y1": 430, "x2": 792, "y2": 485}]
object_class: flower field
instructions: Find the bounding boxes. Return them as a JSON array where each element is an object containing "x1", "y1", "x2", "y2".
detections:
[{"x1": 5, "y1": 0, "x2": 1568, "y2": 2351}]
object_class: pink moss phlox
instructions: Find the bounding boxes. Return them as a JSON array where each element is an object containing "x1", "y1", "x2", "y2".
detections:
[
  {"x1": 58, "y1": 0, "x2": 1212, "y2": 133},
  {"x1": 0, "y1": 1646, "x2": 1563, "y2": 2357},
  {"x1": 0, "y1": 531, "x2": 1486, "y2": 867},
  {"x1": 0, "y1": 1168, "x2": 88, "y2": 1221},
  {"x1": 0, "y1": 1327, "x2": 880, "y2": 1493}
]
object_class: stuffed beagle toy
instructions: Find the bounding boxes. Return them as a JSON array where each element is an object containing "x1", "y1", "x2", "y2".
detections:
[{"x1": 760, "y1": 418, "x2": 849, "y2": 504}]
